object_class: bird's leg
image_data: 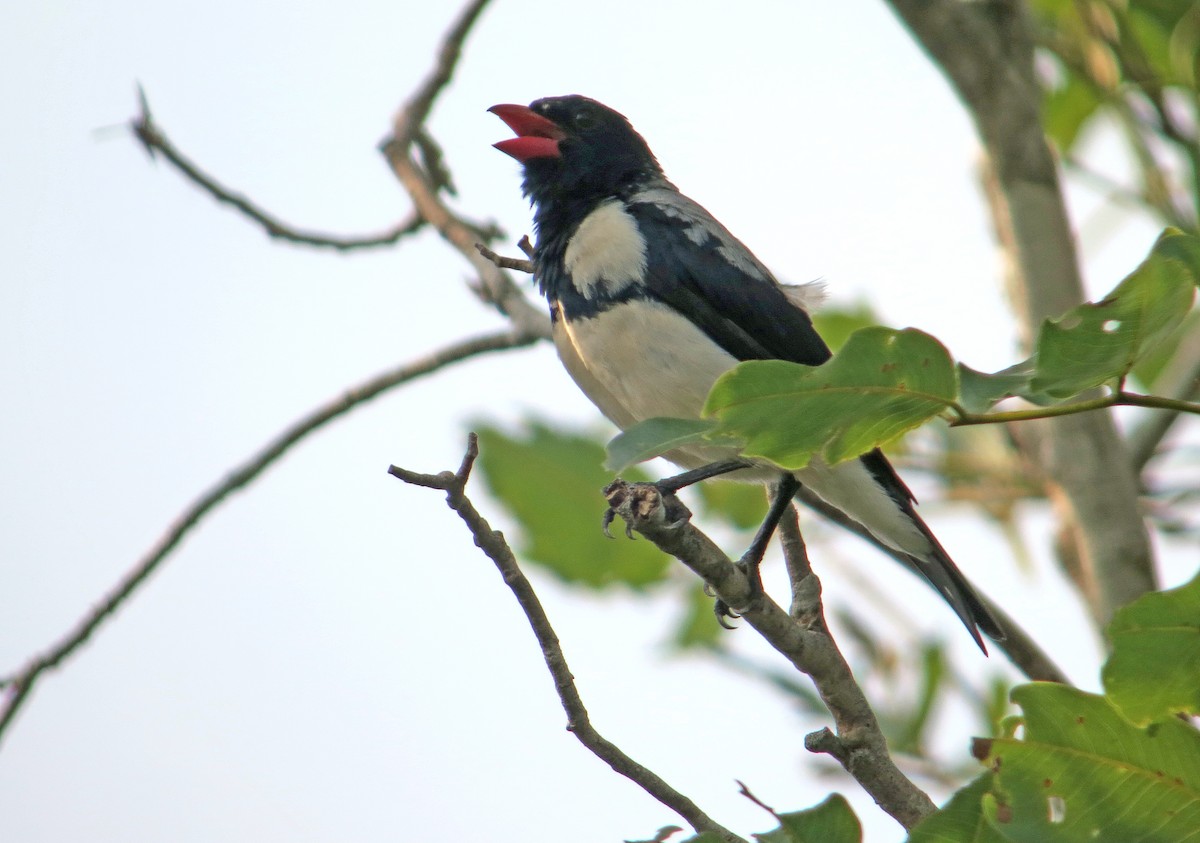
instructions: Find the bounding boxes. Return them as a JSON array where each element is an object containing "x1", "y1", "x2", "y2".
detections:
[
  {"x1": 654, "y1": 458, "x2": 754, "y2": 494},
  {"x1": 714, "y1": 473, "x2": 802, "y2": 626}
]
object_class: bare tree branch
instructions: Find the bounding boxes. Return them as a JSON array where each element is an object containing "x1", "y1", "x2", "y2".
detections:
[
  {"x1": 376, "y1": 2, "x2": 548, "y2": 337},
  {"x1": 389, "y1": 0, "x2": 492, "y2": 153},
  {"x1": 476, "y1": 242, "x2": 534, "y2": 274},
  {"x1": 886, "y1": 0, "x2": 1157, "y2": 628},
  {"x1": 387, "y1": 436, "x2": 748, "y2": 843},
  {"x1": 603, "y1": 480, "x2": 938, "y2": 831},
  {"x1": 0, "y1": 329, "x2": 539, "y2": 745},
  {"x1": 130, "y1": 86, "x2": 427, "y2": 252}
]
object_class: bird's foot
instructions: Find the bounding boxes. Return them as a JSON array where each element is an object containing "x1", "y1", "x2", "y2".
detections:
[
  {"x1": 602, "y1": 478, "x2": 693, "y2": 539},
  {"x1": 712, "y1": 552, "x2": 766, "y2": 628},
  {"x1": 711, "y1": 474, "x2": 802, "y2": 627},
  {"x1": 602, "y1": 463, "x2": 748, "y2": 538}
]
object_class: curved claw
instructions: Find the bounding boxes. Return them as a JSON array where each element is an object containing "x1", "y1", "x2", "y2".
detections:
[
  {"x1": 713, "y1": 599, "x2": 741, "y2": 630},
  {"x1": 601, "y1": 506, "x2": 637, "y2": 540}
]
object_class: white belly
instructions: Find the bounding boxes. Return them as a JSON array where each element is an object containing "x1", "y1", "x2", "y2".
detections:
[
  {"x1": 552, "y1": 299, "x2": 933, "y2": 559},
  {"x1": 554, "y1": 299, "x2": 738, "y2": 424}
]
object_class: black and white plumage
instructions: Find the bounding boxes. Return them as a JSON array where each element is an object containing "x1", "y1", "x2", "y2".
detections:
[{"x1": 490, "y1": 95, "x2": 1003, "y2": 651}]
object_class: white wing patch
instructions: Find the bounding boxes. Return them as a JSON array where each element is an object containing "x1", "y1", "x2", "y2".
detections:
[{"x1": 564, "y1": 200, "x2": 647, "y2": 299}]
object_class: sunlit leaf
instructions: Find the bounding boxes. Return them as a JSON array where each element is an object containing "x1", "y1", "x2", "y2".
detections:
[
  {"x1": 705, "y1": 328, "x2": 958, "y2": 469},
  {"x1": 1102, "y1": 572, "x2": 1200, "y2": 725},
  {"x1": 1030, "y1": 229, "x2": 1200, "y2": 398}
]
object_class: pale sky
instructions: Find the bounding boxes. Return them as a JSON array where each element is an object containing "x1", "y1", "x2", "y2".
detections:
[{"x1": 2, "y1": 2, "x2": 1191, "y2": 842}]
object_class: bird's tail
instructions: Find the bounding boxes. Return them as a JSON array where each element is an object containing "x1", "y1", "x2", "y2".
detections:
[{"x1": 903, "y1": 534, "x2": 1006, "y2": 654}]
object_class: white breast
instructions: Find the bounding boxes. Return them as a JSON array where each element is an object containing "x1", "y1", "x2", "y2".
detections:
[
  {"x1": 552, "y1": 300, "x2": 933, "y2": 559},
  {"x1": 563, "y1": 201, "x2": 647, "y2": 299},
  {"x1": 555, "y1": 299, "x2": 739, "y2": 424}
]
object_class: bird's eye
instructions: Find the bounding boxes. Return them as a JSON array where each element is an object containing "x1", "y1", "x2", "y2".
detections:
[{"x1": 573, "y1": 111, "x2": 596, "y2": 130}]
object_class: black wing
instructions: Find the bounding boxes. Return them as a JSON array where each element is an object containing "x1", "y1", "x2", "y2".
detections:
[
  {"x1": 627, "y1": 194, "x2": 831, "y2": 367},
  {"x1": 629, "y1": 190, "x2": 1004, "y2": 648}
]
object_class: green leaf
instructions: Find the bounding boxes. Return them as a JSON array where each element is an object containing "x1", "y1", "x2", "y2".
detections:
[
  {"x1": 1102, "y1": 572, "x2": 1200, "y2": 725},
  {"x1": 956, "y1": 360, "x2": 1037, "y2": 413},
  {"x1": 978, "y1": 684, "x2": 1200, "y2": 842},
  {"x1": 474, "y1": 421, "x2": 671, "y2": 589},
  {"x1": 627, "y1": 825, "x2": 685, "y2": 843},
  {"x1": 705, "y1": 327, "x2": 958, "y2": 469},
  {"x1": 695, "y1": 480, "x2": 769, "y2": 531},
  {"x1": 906, "y1": 774, "x2": 1007, "y2": 843},
  {"x1": 1130, "y1": 308, "x2": 1200, "y2": 390},
  {"x1": 1042, "y1": 68, "x2": 1104, "y2": 152},
  {"x1": 754, "y1": 794, "x2": 861, "y2": 843},
  {"x1": 1030, "y1": 229, "x2": 1200, "y2": 399},
  {"x1": 669, "y1": 581, "x2": 724, "y2": 650},
  {"x1": 893, "y1": 642, "x2": 947, "y2": 755},
  {"x1": 1127, "y1": 4, "x2": 1193, "y2": 87},
  {"x1": 811, "y1": 303, "x2": 879, "y2": 353},
  {"x1": 604, "y1": 416, "x2": 731, "y2": 472}
]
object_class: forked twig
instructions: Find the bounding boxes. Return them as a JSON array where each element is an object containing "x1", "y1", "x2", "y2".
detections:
[
  {"x1": 131, "y1": 86, "x2": 425, "y2": 252},
  {"x1": 389, "y1": 436, "x2": 747, "y2": 843}
]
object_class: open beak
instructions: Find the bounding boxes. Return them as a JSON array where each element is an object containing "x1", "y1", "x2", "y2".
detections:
[{"x1": 488, "y1": 104, "x2": 565, "y2": 162}]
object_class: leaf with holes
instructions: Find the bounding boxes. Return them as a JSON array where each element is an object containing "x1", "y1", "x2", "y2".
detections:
[
  {"x1": 1030, "y1": 229, "x2": 1200, "y2": 399},
  {"x1": 974, "y1": 684, "x2": 1200, "y2": 842},
  {"x1": 705, "y1": 327, "x2": 957, "y2": 469}
]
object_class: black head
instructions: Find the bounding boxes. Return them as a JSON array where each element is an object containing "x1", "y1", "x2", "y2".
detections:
[{"x1": 490, "y1": 95, "x2": 663, "y2": 212}]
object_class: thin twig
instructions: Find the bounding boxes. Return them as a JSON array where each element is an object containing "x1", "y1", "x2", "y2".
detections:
[
  {"x1": 389, "y1": 0, "x2": 492, "y2": 152},
  {"x1": 476, "y1": 242, "x2": 534, "y2": 273},
  {"x1": 388, "y1": 437, "x2": 747, "y2": 843},
  {"x1": 778, "y1": 503, "x2": 821, "y2": 627},
  {"x1": 130, "y1": 86, "x2": 426, "y2": 252},
  {"x1": 604, "y1": 480, "x2": 937, "y2": 830},
  {"x1": 376, "y1": 2, "x2": 548, "y2": 337},
  {"x1": 0, "y1": 329, "x2": 539, "y2": 744},
  {"x1": 948, "y1": 391, "x2": 1200, "y2": 427}
]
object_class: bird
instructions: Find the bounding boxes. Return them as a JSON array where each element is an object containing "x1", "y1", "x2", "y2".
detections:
[{"x1": 489, "y1": 94, "x2": 1003, "y2": 652}]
